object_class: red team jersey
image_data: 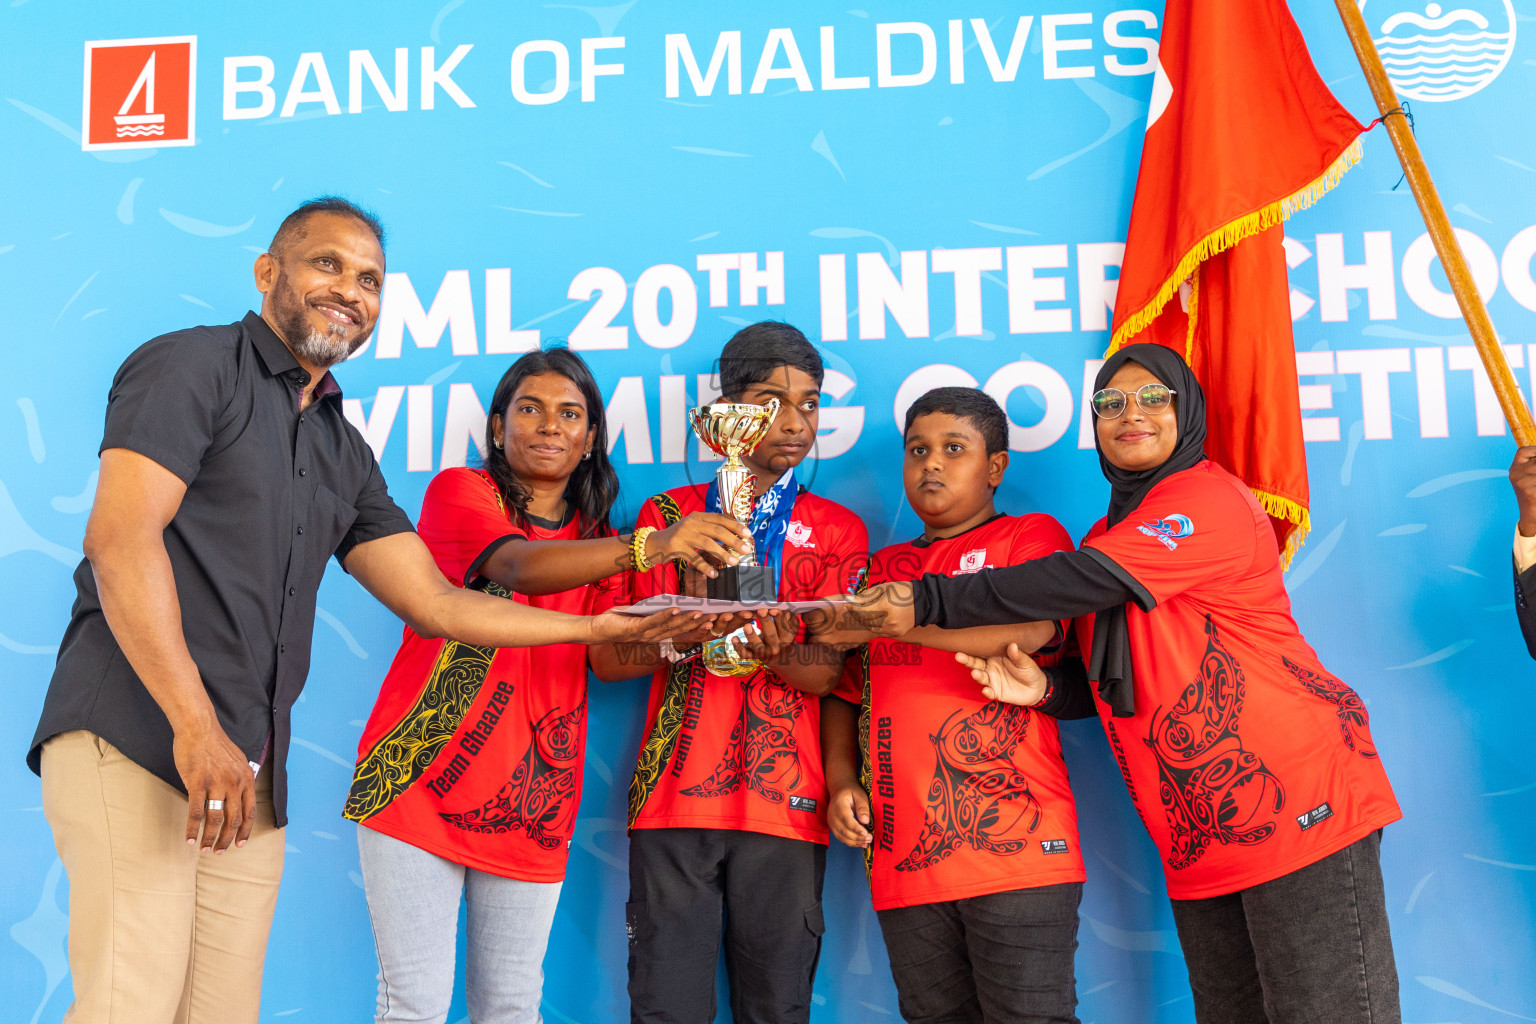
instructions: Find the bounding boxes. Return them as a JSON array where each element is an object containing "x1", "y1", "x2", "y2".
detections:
[
  {"x1": 1077, "y1": 461, "x2": 1401, "y2": 900},
  {"x1": 839, "y1": 514, "x2": 1087, "y2": 911},
  {"x1": 607, "y1": 484, "x2": 868, "y2": 844},
  {"x1": 346, "y1": 468, "x2": 613, "y2": 882}
]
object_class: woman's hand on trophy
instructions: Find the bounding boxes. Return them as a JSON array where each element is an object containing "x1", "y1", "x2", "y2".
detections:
[{"x1": 650, "y1": 512, "x2": 754, "y2": 578}]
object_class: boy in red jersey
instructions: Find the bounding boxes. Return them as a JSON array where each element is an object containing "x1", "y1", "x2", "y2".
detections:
[
  {"x1": 821, "y1": 387, "x2": 1094, "y2": 1024},
  {"x1": 591, "y1": 322, "x2": 869, "y2": 1024}
]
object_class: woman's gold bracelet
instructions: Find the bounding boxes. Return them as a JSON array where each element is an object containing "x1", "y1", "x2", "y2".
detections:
[{"x1": 631, "y1": 526, "x2": 657, "y2": 572}]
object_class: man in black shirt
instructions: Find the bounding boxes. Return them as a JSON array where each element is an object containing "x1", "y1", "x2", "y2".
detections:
[{"x1": 27, "y1": 198, "x2": 714, "y2": 1024}]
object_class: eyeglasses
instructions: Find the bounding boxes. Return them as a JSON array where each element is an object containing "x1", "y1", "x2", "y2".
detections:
[{"x1": 1090, "y1": 383, "x2": 1177, "y2": 420}]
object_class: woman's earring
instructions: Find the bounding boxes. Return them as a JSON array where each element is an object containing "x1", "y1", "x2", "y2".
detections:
[
  {"x1": 493, "y1": 438, "x2": 504, "y2": 449},
  {"x1": 583, "y1": 450, "x2": 592, "y2": 461}
]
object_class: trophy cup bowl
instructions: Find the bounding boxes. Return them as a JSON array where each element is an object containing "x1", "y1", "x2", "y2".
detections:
[{"x1": 689, "y1": 397, "x2": 781, "y2": 608}]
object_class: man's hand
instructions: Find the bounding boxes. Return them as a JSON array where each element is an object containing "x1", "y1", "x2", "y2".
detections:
[
  {"x1": 1513, "y1": 446, "x2": 1536, "y2": 538},
  {"x1": 841, "y1": 581, "x2": 916, "y2": 638},
  {"x1": 173, "y1": 722, "x2": 256, "y2": 853},
  {"x1": 827, "y1": 780, "x2": 873, "y2": 849},
  {"x1": 650, "y1": 512, "x2": 754, "y2": 578},
  {"x1": 588, "y1": 607, "x2": 755, "y2": 645},
  {"x1": 955, "y1": 643, "x2": 1049, "y2": 706}
]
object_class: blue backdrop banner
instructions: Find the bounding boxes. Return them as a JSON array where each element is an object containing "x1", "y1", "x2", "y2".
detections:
[{"x1": 4, "y1": 1, "x2": 1535, "y2": 1022}]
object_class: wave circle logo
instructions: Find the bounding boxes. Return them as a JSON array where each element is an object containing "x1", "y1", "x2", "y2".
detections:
[
  {"x1": 1146, "y1": 515, "x2": 1194, "y2": 540},
  {"x1": 1364, "y1": 0, "x2": 1516, "y2": 103}
]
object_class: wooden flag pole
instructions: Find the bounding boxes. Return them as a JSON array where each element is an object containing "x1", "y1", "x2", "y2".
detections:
[{"x1": 1333, "y1": 0, "x2": 1535, "y2": 446}]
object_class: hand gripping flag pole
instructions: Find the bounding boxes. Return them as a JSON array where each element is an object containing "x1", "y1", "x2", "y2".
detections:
[{"x1": 1334, "y1": 0, "x2": 1535, "y2": 446}]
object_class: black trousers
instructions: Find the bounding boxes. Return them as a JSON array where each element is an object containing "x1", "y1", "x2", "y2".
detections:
[
  {"x1": 876, "y1": 883, "x2": 1083, "y2": 1024},
  {"x1": 1170, "y1": 830, "x2": 1401, "y2": 1024},
  {"x1": 627, "y1": 827, "x2": 827, "y2": 1024}
]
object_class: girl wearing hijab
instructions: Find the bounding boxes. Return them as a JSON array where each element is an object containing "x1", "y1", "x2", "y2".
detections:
[
  {"x1": 344, "y1": 348, "x2": 757, "y2": 1024},
  {"x1": 845, "y1": 345, "x2": 1402, "y2": 1024}
]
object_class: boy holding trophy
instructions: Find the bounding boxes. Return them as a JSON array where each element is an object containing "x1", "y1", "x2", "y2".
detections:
[{"x1": 591, "y1": 321, "x2": 868, "y2": 1024}]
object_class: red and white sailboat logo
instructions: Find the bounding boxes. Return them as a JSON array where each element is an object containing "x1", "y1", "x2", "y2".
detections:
[
  {"x1": 114, "y1": 52, "x2": 166, "y2": 138},
  {"x1": 82, "y1": 36, "x2": 196, "y2": 151}
]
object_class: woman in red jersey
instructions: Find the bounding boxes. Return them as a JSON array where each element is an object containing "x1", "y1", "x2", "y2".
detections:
[
  {"x1": 851, "y1": 346, "x2": 1402, "y2": 1024},
  {"x1": 344, "y1": 348, "x2": 754, "y2": 1024}
]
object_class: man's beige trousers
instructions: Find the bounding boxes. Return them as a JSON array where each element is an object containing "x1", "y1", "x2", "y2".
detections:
[{"x1": 41, "y1": 730, "x2": 285, "y2": 1024}]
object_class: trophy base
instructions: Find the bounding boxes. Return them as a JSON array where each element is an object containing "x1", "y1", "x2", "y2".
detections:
[{"x1": 707, "y1": 564, "x2": 776, "y2": 604}]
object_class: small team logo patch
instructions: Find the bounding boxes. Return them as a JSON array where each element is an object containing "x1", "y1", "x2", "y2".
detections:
[
  {"x1": 1136, "y1": 514, "x2": 1194, "y2": 550},
  {"x1": 788, "y1": 795, "x2": 818, "y2": 813},
  {"x1": 1296, "y1": 802, "x2": 1334, "y2": 831},
  {"x1": 956, "y1": 548, "x2": 989, "y2": 574},
  {"x1": 1040, "y1": 839, "x2": 1070, "y2": 855},
  {"x1": 786, "y1": 520, "x2": 814, "y2": 547},
  {"x1": 82, "y1": 36, "x2": 197, "y2": 151}
]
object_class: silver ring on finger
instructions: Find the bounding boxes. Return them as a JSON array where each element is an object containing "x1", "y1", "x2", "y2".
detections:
[{"x1": 206, "y1": 799, "x2": 225, "y2": 810}]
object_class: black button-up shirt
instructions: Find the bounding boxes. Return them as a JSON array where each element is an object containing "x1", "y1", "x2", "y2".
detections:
[{"x1": 28, "y1": 313, "x2": 414, "y2": 825}]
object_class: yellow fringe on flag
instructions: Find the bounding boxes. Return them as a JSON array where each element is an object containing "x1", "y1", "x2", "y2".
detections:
[
  {"x1": 1106, "y1": 135, "x2": 1363, "y2": 357},
  {"x1": 1182, "y1": 268, "x2": 1200, "y2": 366},
  {"x1": 1100, "y1": 137, "x2": 1360, "y2": 567},
  {"x1": 1253, "y1": 489, "x2": 1312, "y2": 570}
]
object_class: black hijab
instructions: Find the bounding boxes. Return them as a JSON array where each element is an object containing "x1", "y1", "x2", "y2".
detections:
[{"x1": 1087, "y1": 344, "x2": 1207, "y2": 717}]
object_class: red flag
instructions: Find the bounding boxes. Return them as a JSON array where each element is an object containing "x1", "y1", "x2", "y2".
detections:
[{"x1": 1109, "y1": 0, "x2": 1364, "y2": 564}]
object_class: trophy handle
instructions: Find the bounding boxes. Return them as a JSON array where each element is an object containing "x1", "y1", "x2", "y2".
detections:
[{"x1": 722, "y1": 468, "x2": 758, "y2": 558}]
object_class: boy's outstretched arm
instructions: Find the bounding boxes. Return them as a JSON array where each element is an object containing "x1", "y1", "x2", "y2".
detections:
[
  {"x1": 806, "y1": 619, "x2": 1059, "y2": 660},
  {"x1": 902, "y1": 621, "x2": 1058, "y2": 657}
]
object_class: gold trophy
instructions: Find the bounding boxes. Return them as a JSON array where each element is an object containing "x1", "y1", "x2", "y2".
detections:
[
  {"x1": 689, "y1": 397, "x2": 781, "y2": 603},
  {"x1": 690, "y1": 397, "x2": 781, "y2": 676}
]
